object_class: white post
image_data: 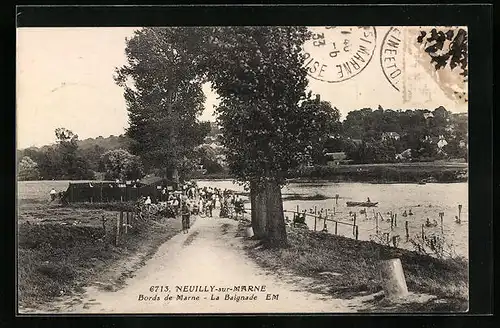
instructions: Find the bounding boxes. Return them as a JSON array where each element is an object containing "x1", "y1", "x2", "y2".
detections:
[{"x1": 379, "y1": 258, "x2": 409, "y2": 299}]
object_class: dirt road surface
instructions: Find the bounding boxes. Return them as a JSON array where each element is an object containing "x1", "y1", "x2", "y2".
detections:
[{"x1": 31, "y1": 215, "x2": 365, "y2": 314}]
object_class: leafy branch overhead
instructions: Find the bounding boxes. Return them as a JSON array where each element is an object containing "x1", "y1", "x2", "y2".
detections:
[{"x1": 417, "y1": 28, "x2": 468, "y2": 81}]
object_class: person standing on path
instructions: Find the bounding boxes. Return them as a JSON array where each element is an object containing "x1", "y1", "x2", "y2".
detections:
[{"x1": 181, "y1": 202, "x2": 191, "y2": 233}]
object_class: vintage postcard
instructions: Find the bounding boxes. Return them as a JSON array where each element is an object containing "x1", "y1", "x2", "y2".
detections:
[{"x1": 17, "y1": 25, "x2": 468, "y2": 314}]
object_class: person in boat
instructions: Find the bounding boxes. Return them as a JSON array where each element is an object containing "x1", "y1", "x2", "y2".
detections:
[
  {"x1": 455, "y1": 215, "x2": 460, "y2": 223},
  {"x1": 425, "y1": 218, "x2": 431, "y2": 227},
  {"x1": 367, "y1": 197, "x2": 371, "y2": 203},
  {"x1": 433, "y1": 219, "x2": 438, "y2": 226},
  {"x1": 402, "y1": 210, "x2": 407, "y2": 217},
  {"x1": 408, "y1": 209, "x2": 413, "y2": 216}
]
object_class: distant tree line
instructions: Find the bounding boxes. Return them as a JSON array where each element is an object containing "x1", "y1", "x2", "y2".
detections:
[
  {"x1": 17, "y1": 129, "x2": 144, "y2": 181},
  {"x1": 17, "y1": 123, "x2": 219, "y2": 181},
  {"x1": 17, "y1": 105, "x2": 467, "y2": 181},
  {"x1": 323, "y1": 106, "x2": 467, "y2": 164}
]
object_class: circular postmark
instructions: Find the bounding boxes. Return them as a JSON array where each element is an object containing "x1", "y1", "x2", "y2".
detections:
[
  {"x1": 302, "y1": 26, "x2": 377, "y2": 83},
  {"x1": 380, "y1": 27, "x2": 404, "y2": 92}
]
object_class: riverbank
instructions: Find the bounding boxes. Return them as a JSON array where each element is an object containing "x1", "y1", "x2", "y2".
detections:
[
  {"x1": 239, "y1": 222, "x2": 468, "y2": 312},
  {"x1": 193, "y1": 162, "x2": 467, "y2": 183},
  {"x1": 17, "y1": 201, "x2": 185, "y2": 310}
]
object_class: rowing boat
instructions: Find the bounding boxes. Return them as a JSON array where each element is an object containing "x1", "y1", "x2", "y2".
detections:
[{"x1": 346, "y1": 201, "x2": 378, "y2": 207}]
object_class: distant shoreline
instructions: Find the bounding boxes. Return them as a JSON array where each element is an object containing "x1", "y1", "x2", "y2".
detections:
[
  {"x1": 194, "y1": 162, "x2": 468, "y2": 184},
  {"x1": 18, "y1": 162, "x2": 468, "y2": 184}
]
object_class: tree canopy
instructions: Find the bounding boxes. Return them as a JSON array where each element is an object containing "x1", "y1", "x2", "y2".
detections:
[
  {"x1": 115, "y1": 28, "x2": 211, "y2": 181},
  {"x1": 100, "y1": 148, "x2": 144, "y2": 181}
]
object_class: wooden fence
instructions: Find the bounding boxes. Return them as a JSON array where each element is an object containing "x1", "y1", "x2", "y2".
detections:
[
  {"x1": 101, "y1": 210, "x2": 137, "y2": 246},
  {"x1": 283, "y1": 204, "x2": 359, "y2": 240}
]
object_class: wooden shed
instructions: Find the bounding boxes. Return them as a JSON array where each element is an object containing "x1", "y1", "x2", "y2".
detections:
[{"x1": 62, "y1": 176, "x2": 178, "y2": 204}]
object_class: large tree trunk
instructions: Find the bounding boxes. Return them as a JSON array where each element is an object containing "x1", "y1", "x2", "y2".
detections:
[
  {"x1": 263, "y1": 180, "x2": 287, "y2": 248},
  {"x1": 250, "y1": 181, "x2": 266, "y2": 239}
]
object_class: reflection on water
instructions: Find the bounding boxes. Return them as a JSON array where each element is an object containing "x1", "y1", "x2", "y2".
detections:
[{"x1": 196, "y1": 179, "x2": 468, "y2": 259}]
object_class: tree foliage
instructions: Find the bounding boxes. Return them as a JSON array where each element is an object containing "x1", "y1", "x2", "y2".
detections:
[
  {"x1": 417, "y1": 28, "x2": 468, "y2": 80},
  {"x1": 17, "y1": 128, "x2": 94, "y2": 180},
  {"x1": 18, "y1": 156, "x2": 40, "y2": 181},
  {"x1": 100, "y1": 148, "x2": 144, "y2": 181},
  {"x1": 114, "y1": 28, "x2": 210, "y2": 180},
  {"x1": 202, "y1": 26, "x2": 315, "y2": 187}
]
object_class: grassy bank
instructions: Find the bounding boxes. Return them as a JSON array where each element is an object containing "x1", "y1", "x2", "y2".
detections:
[
  {"x1": 17, "y1": 201, "x2": 185, "y2": 309},
  {"x1": 240, "y1": 223, "x2": 468, "y2": 312}
]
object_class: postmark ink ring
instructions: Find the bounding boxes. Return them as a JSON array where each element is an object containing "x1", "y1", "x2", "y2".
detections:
[{"x1": 302, "y1": 26, "x2": 377, "y2": 83}]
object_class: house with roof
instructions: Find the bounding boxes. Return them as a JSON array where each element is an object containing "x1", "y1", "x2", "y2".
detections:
[{"x1": 381, "y1": 132, "x2": 401, "y2": 141}]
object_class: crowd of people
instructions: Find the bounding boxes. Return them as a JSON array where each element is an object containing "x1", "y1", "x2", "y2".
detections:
[{"x1": 140, "y1": 181, "x2": 247, "y2": 233}]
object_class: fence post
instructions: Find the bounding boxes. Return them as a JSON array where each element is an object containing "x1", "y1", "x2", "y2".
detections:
[
  {"x1": 296, "y1": 204, "x2": 299, "y2": 214},
  {"x1": 458, "y1": 204, "x2": 462, "y2": 223},
  {"x1": 335, "y1": 194, "x2": 339, "y2": 205},
  {"x1": 394, "y1": 213, "x2": 397, "y2": 227},
  {"x1": 355, "y1": 225, "x2": 359, "y2": 240},
  {"x1": 125, "y1": 211, "x2": 129, "y2": 234},
  {"x1": 353, "y1": 213, "x2": 357, "y2": 235},
  {"x1": 379, "y1": 258, "x2": 409, "y2": 299},
  {"x1": 421, "y1": 224, "x2": 425, "y2": 240},
  {"x1": 314, "y1": 216, "x2": 317, "y2": 232},
  {"x1": 102, "y1": 214, "x2": 106, "y2": 235},
  {"x1": 376, "y1": 213, "x2": 379, "y2": 234},
  {"x1": 116, "y1": 212, "x2": 121, "y2": 246},
  {"x1": 390, "y1": 215, "x2": 394, "y2": 230},
  {"x1": 335, "y1": 221, "x2": 338, "y2": 235},
  {"x1": 405, "y1": 221, "x2": 409, "y2": 241},
  {"x1": 439, "y1": 212, "x2": 444, "y2": 234}
]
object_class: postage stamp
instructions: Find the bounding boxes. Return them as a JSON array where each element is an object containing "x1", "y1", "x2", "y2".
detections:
[{"x1": 380, "y1": 26, "x2": 468, "y2": 105}]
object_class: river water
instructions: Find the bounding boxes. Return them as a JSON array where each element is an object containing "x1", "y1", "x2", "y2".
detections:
[{"x1": 196, "y1": 179, "x2": 468, "y2": 259}]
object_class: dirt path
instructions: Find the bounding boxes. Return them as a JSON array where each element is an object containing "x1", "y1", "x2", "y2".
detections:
[{"x1": 32, "y1": 213, "x2": 364, "y2": 314}]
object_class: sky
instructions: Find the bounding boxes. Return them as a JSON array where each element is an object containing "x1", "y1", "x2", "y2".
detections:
[{"x1": 16, "y1": 26, "x2": 468, "y2": 149}]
